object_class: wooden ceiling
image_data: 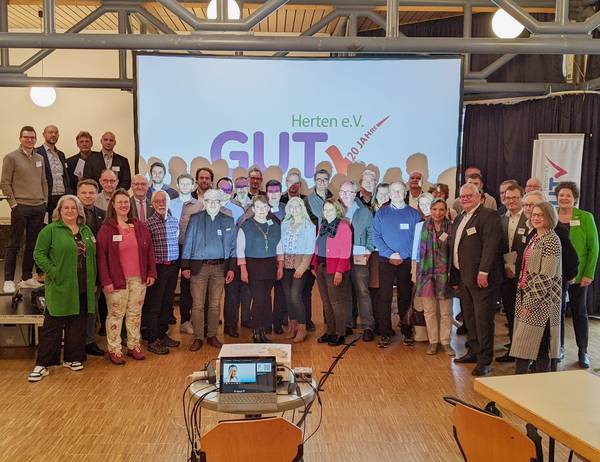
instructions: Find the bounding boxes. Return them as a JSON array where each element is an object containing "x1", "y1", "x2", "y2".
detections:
[{"x1": 6, "y1": 2, "x2": 462, "y2": 34}]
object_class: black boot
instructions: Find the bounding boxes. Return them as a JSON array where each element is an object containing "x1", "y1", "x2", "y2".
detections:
[
  {"x1": 252, "y1": 329, "x2": 262, "y2": 343},
  {"x1": 259, "y1": 329, "x2": 273, "y2": 343}
]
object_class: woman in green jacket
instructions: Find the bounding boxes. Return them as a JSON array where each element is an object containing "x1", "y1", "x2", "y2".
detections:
[
  {"x1": 28, "y1": 195, "x2": 97, "y2": 382},
  {"x1": 556, "y1": 182, "x2": 599, "y2": 369}
]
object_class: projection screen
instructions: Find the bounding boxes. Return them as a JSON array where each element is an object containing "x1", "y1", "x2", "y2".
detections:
[{"x1": 136, "y1": 54, "x2": 462, "y2": 192}]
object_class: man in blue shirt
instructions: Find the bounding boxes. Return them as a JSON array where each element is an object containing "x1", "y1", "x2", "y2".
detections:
[
  {"x1": 169, "y1": 173, "x2": 195, "y2": 222},
  {"x1": 217, "y1": 177, "x2": 245, "y2": 224},
  {"x1": 373, "y1": 181, "x2": 422, "y2": 348},
  {"x1": 181, "y1": 189, "x2": 236, "y2": 351}
]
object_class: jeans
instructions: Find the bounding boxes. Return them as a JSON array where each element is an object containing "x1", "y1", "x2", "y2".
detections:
[
  {"x1": 190, "y1": 263, "x2": 225, "y2": 340},
  {"x1": 5, "y1": 203, "x2": 46, "y2": 281},
  {"x1": 315, "y1": 263, "x2": 350, "y2": 336},
  {"x1": 376, "y1": 258, "x2": 412, "y2": 337},
  {"x1": 281, "y1": 269, "x2": 309, "y2": 324},
  {"x1": 36, "y1": 292, "x2": 87, "y2": 366},
  {"x1": 303, "y1": 271, "x2": 315, "y2": 325},
  {"x1": 143, "y1": 262, "x2": 179, "y2": 342},
  {"x1": 351, "y1": 264, "x2": 375, "y2": 331}
]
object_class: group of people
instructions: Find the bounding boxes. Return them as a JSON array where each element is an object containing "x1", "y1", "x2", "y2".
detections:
[{"x1": 2, "y1": 126, "x2": 597, "y2": 383}]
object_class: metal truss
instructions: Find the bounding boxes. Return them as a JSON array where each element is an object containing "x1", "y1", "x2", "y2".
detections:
[{"x1": 1, "y1": 0, "x2": 599, "y2": 97}]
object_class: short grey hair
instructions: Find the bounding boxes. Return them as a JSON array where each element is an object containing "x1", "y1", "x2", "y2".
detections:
[
  {"x1": 532, "y1": 201, "x2": 558, "y2": 230},
  {"x1": 203, "y1": 188, "x2": 225, "y2": 204},
  {"x1": 52, "y1": 194, "x2": 86, "y2": 225},
  {"x1": 150, "y1": 189, "x2": 170, "y2": 208},
  {"x1": 523, "y1": 190, "x2": 545, "y2": 203},
  {"x1": 340, "y1": 180, "x2": 357, "y2": 192},
  {"x1": 460, "y1": 182, "x2": 481, "y2": 196},
  {"x1": 360, "y1": 169, "x2": 377, "y2": 181}
]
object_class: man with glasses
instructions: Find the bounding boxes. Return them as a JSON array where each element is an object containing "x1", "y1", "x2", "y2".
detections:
[
  {"x1": 281, "y1": 170, "x2": 306, "y2": 204},
  {"x1": 358, "y1": 169, "x2": 378, "y2": 207},
  {"x1": 450, "y1": 183, "x2": 504, "y2": 376},
  {"x1": 306, "y1": 168, "x2": 333, "y2": 226},
  {"x1": 339, "y1": 180, "x2": 375, "y2": 341},
  {"x1": 496, "y1": 184, "x2": 527, "y2": 363},
  {"x1": 497, "y1": 179, "x2": 519, "y2": 216},
  {"x1": 248, "y1": 167, "x2": 265, "y2": 198},
  {"x1": 94, "y1": 169, "x2": 118, "y2": 211},
  {"x1": 1, "y1": 126, "x2": 48, "y2": 293},
  {"x1": 129, "y1": 174, "x2": 154, "y2": 221}
]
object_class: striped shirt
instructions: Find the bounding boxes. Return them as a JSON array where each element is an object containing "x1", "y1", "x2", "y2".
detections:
[{"x1": 146, "y1": 212, "x2": 179, "y2": 263}]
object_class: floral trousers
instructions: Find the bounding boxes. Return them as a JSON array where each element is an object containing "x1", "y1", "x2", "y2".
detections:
[{"x1": 104, "y1": 277, "x2": 147, "y2": 355}]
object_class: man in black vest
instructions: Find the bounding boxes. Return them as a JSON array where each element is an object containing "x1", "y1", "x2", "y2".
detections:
[{"x1": 36, "y1": 125, "x2": 71, "y2": 217}]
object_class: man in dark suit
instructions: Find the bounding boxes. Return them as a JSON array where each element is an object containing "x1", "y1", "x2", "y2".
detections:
[
  {"x1": 83, "y1": 131, "x2": 131, "y2": 190},
  {"x1": 450, "y1": 183, "x2": 504, "y2": 376},
  {"x1": 130, "y1": 174, "x2": 155, "y2": 222},
  {"x1": 66, "y1": 131, "x2": 98, "y2": 190},
  {"x1": 496, "y1": 184, "x2": 528, "y2": 363},
  {"x1": 36, "y1": 125, "x2": 71, "y2": 216},
  {"x1": 76, "y1": 178, "x2": 106, "y2": 356}
]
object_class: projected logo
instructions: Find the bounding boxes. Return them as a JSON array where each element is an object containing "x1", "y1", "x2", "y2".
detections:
[{"x1": 209, "y1": 114, "x2": 390, "y2": 177}]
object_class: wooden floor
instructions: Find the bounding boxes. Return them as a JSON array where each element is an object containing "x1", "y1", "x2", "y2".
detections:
[{"x1": 1, "y1": 301, "x2": 598, "y2": 462}]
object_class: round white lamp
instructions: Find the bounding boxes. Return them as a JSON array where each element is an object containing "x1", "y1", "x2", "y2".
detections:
[
  {"x1": 30, "y1": 87, "x2": 57, "y2": 107},
  {"x1": 491, "y1": 9, "x2": 525, "y2": 39},
  {"x1": 207, "y1": 0, "x2": 241, "y2": 20}
]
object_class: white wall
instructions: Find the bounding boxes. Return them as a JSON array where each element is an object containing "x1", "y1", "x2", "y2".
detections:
[{"x1": 0, "y1": 48, "x2": 135, "y2": 221}]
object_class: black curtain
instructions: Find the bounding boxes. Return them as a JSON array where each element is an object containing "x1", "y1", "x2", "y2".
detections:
[{"x1": 462, "y1": 93, "x2": 600, "y2": 314}]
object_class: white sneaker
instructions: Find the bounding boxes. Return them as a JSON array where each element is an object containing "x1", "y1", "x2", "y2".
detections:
[
  {"x1": 28, "y1": 365, "x2": 49, "y2": 382},
  {"x1": 3, "y1": 280, "x2": 16, "y2": 293},
  {"x1": 62, "y1": 361, "x2": 84, "y2": 371},
  {"x1": 20, "y1": 278, "x2": 43, "y2": 289},
  {"x1": 180, "y1": 321, "x2": 194, "y2": 335}
]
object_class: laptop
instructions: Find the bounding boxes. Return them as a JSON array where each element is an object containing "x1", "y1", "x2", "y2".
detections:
[{"x1": 218, "y1": 356, "x2": 278, "y2": 413}]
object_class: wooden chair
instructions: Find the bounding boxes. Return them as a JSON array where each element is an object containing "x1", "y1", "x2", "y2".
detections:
[
  {"x1": 200, "y1": 417, "x2": 303, "y2": 462},
  {"x1": 451, "y1": 402, "x2": 539, "y2": 462}
]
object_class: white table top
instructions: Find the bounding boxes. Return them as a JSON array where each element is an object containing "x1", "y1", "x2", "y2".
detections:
[
  {"x1": 474, "y1": 370, "x2": 600, "y2": 462},
  {"x1": 189, "y1": 379, "x2": 317, "y2": 415}
]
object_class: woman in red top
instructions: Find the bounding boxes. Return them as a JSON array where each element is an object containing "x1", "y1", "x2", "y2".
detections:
[
  {"x1": 97, "y1": 189, "x2": 156, "y2": 365},
  {"x1": 313, "y1": 199, "x2": 352, "y2": 346}
]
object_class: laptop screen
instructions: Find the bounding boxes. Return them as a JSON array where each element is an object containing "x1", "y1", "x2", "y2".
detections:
[{"x1": 219, "y1": 357, "x2": 277, "y2": 394}]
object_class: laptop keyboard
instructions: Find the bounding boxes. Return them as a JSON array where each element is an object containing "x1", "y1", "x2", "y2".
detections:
[{"x1": 218, "y1": 393, "x2": 278, "y2": 412}]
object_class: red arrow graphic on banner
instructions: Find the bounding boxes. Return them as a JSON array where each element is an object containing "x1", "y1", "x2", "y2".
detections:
[{"x1": 545, "y1": 156, "x2": 568, "y2": 178}]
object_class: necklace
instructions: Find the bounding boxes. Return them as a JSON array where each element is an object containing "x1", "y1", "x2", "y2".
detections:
[{"x1": 253, "y1": 219, "x2": 271, "y2": 253}]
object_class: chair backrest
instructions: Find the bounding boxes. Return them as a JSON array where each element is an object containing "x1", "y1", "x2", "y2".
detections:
[
  {"x1": 201, "y1": 417, "x2": 302, "y2": 462},
  {"x1": 452, "y1": 403, "x2": 538, "y2": 462}
]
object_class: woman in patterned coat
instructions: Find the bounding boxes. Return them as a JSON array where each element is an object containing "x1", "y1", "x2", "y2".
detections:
[{"x1": 511, "y1": 201, "x2": 562, "y2": 374}]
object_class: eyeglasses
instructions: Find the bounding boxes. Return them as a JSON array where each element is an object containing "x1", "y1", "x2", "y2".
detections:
[
  {"x1": 315, "y1": 178, "x2": 329, "y2": 183},
  {"x1": 504, "y1": 196, "x2": 521, "y2": 201},
  {"x1": 459, "y1": 194, "x2": 475, "y2": 200}
]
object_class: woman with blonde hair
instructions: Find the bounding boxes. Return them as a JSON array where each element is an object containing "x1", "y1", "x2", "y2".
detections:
[
  {"x1": 29, "y1": 195, "x2": 97, "y2": 382},
  {"x1": 511, "y1": 201, "x2": 562, "y2": 374},
  {"x1": 280, "y1": 197, "x2": 316, "y2": 342}
]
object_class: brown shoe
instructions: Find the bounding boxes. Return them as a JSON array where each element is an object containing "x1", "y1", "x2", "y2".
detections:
[
  {"x1": 293, "y1": 324, "x2": 307, "y2": 343},
  {"x1": 189, "y1": 339, "x2": 203, "y2": 351},
  {"x1": 207, "y1": 336, "x2": 223, "y2": 348}
]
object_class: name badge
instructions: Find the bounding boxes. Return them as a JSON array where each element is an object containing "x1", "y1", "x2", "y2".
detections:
[
  {"x1": 522, "y1": 236, "x2": 527, "y2": 244},
  {"x1": 399, "y1": 223, "x2": 409, "y2": 230},
  {"x1": 217, "y1": 229, "x2": 222, "y2": 236},
  {"x1": 91, "y1": 236, "x2": 96, "y2": 243},
  {"x1": 35, "y1": 161, "x2": 42, "y2": 168},
  {"x1": 225, "y1": 227, "x2": 231, "y2": 232},
  {"x1": 271, "y1": 207, "x2": 278, "y2": 213},
  {"x1": 267, "y1": 219, "x2": 273, "y2": 226},
  {"x1": 570, "y1": 219, "x2": 581, "y2": 227},
  {"x1": 112, "y1": 235, "x2": 123, "y2": 242},
  {"x1": 112, "y1": 166, "x2": 121, "y2": 172},
  {"x1": 65, "y1": 163, "x2": 68, "y2": 168},
  {"x1": 466, "y1": 227, "x2": 477, "y2": 236},
  {"x1": 439, "y1": 232, "x2": 448, "y2": 242},
  {"x1": 517, "y1": 228, "x2": 526, "y2": 235}
]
